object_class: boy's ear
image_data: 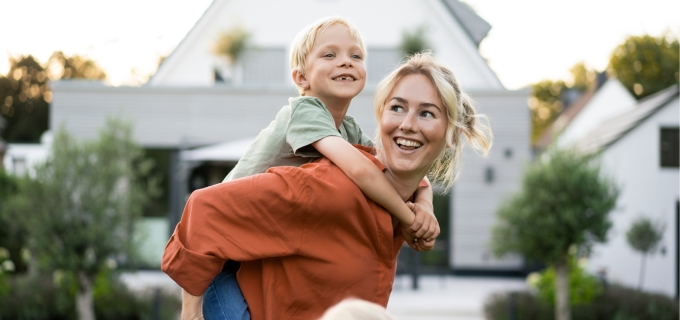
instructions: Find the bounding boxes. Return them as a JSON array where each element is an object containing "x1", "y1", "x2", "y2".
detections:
[{"x1": 292, "y1": 69, "x2": 310, "y2": 91}]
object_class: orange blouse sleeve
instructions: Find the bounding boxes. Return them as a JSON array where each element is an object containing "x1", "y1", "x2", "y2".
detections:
[{"x1": 161, "y1": 167, "x2": 315, "y2": 296}]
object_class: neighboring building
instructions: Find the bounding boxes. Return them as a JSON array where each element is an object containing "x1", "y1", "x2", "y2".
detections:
[
  {"x1": 536, "y1": 77, "x2": 637, "y2": 151},
  {"x1": 50, "y1": 0, "x2": 530, "y2": 271},
  {"x1": 574, "y1": 85, "x2": 679, "y2": 297}
]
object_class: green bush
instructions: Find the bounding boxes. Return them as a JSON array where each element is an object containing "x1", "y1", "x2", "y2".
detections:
[
  {"x1": 484, "y1": 285, "x2": 679, "y2": 320},
  {"x1": 528, "y1": 254, "x2": 602, "y2": 305},
  {"x1": 0, "y1": 273, "x2": 180, "y2": 320}
]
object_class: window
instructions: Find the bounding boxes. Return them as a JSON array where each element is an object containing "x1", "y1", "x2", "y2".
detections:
[
  {"x1": 366, "y1": 47, "x2": 402, "y2": 85},
  {"x1": 660, "y1": 127, "x2": 679, "y2": 168},
  {"x1": 241, "y1": 48, "x2": 287, "y2": 86}
]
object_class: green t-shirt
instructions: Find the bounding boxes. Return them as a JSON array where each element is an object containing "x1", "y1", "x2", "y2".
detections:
[{"x1": 224, "y1": 96, "x2": 373, "y2": 182}]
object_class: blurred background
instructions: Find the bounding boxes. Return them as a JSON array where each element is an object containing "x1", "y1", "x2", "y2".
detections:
[{"x1": 0, "y1": 0, "x2": 678, "y2": 319}]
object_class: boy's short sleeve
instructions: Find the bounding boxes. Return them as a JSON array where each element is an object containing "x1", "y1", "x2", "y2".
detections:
[{"x1": 287, "y1": 97, "x2": 342, "y2": 157}]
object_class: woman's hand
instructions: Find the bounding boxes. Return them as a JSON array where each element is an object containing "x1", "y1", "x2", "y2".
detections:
[{"x1": 182, "y1": 289, "x2": 204, "y2": 320}]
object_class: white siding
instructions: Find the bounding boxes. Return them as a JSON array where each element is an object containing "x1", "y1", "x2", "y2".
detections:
[
  {"x1": 451, "y1": 89, "x2": 530, "y2": 269},
  {"x1": 586, "y1": 98, "x2": 679, "y2": 296}
]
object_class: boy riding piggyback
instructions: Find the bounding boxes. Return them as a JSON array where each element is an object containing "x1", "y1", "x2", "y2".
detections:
[{"x1": 183, "y1": 16, "x2": 441, "y2": 319}]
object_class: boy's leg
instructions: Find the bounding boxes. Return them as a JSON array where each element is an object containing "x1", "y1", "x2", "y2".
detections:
[{"x1": 202, "y1": 260, "x2": 250, "y2": 320}]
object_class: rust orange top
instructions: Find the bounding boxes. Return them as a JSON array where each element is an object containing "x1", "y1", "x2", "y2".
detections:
[{"x1": 162, "y1": 146, "x2": 420, "y2": 320}]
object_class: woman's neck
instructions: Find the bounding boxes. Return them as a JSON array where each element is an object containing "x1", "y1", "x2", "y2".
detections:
[{"x1": 378, "y1": 156, "x2": 427, "y2": 201}]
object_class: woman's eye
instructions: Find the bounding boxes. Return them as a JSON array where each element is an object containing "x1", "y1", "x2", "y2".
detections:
[
  {"x1": 390, "y1": 105, "x2": 405, "y2": 113},
  {"x1": 421, "y1": 111, "x2": 435, "y2": 118}
]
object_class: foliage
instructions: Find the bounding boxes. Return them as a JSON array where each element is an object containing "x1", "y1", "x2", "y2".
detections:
[
  {"x1": 608, "y1": 32, "x2": 679, "y2": 99},
  {"x1": 1, "y1": 118, "x2": 161, "y2": 318},
  {"x1": 213, "y1": 25, "x2": 251, "y2": 63},
  {"x1": 484, "y1": 285, "x2": 679, "y2": 320},
  {"x1": 0, "y1": 170, "x2": 28, "y2": 274},
  {"x1": 0, "y1": 273, "x2": 181, "y2": 320},
  {"x1": 399, "y1": 25, "x2": 432, "y2": 57},
  {"x1": 527, "y1": 253, "x2": 602, "y2": 306},
  {"x1": 626, "y1": 216, "x2": 665, "y2": 289},
  {"x1": 626, "y1": 216, "x2": 665, "y2": 254},
  {"x1": 529, "y1": 62, "x2": 596, "y2": 144},
  {"x1": 0, "y1": 53, "x2": 106, "y2": 143},
  {"x1": 491, "y1": 147, "x2": 618, "y2": 265}
]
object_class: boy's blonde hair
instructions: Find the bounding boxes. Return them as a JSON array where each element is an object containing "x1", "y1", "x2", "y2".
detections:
[
  {"x1": 290, "y1": 16, "x2": 366, "y2": 95},
  {"x1": 374, "y1": 52, "x2": 493, "y2": 191},
  {"x1": 319, "y1": 298, "x2": 394, "y2": 320}
]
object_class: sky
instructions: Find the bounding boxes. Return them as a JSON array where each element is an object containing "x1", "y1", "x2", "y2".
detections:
[{"x1": 1, "y1": 0, "x2": 678, "y2": 90}]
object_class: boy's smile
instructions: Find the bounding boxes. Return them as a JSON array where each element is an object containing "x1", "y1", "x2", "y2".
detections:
[{"x1": 296, "y1": 24, "x2": 366, "y2": 108}]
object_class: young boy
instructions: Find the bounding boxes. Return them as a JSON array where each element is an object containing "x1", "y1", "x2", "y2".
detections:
[{"x1": 183, "y1": 17, "x2": 440, "y2": 319}]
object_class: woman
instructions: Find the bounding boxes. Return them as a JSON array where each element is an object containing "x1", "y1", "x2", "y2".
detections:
[{"x1": 162, "y1": 52, "x2": 492, "y2": 320}]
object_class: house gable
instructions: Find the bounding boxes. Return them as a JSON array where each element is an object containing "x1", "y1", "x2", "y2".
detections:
[{"x1": 149, "y1": 0, "x2": 503, "y2": 90}]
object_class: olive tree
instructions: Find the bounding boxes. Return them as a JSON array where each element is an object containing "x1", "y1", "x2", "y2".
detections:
[
  {"x1": 491, "y1": 148, "x2": 619, "y2": 320},
  {"x1": 2, "y1": 118, "x2": 159, "y2": 320},
  {"x1": 626, "y1": 216, "x2": 665, "y2": 290}
]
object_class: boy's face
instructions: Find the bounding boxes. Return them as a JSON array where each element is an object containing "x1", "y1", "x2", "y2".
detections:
[{"x1": 299, "y1": 24, "x2": 366, "y2": 104}]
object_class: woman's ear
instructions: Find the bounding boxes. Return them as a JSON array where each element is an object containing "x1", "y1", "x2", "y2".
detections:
[{"x1": 292, "y1": 69, "x2": 310, "y2": 91}]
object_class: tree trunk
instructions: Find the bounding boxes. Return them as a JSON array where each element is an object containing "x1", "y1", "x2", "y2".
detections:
[
  {"x1": 554, "y1": 261, "x2": 571, "y2": 320},
  {"x1": 76, "y1": 272, "x2": 96, "y2": 320},
  {"x1": 638, "y1": 253, "x2": 647, "y2": 290}
]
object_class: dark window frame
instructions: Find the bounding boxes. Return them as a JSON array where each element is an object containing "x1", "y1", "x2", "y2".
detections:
[{"x1": 660, "y1": 127, "x2": 679, "y2": 168}]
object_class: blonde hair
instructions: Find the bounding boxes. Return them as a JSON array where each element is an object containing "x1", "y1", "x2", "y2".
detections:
[
  {"x1": 373, "y1": 52, "x2": 493, "y2": 191},
  {"x1": 319, "y1": 298, "x2": 394, "y2": 320},
  {"x1": 290, "y1": 16, "x2": 366, "y2": 95}
]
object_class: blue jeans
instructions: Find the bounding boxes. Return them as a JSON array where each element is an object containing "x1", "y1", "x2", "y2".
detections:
[{"x1": 203, "y1": 261, "x2": 251, "y2": 320}]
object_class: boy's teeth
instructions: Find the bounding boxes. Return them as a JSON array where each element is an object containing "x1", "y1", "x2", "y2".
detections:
[
  {"x1": 396, "y1": 138, "x2": 422, "y2": 148},
  {"x1": 335, "y1": 76, "x2": 354, "y2": 81}
]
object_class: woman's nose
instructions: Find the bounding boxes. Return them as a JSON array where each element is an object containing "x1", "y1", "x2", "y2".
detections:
[{"x1": 399, "y1": 113, "x2": 417, "y2": 132}]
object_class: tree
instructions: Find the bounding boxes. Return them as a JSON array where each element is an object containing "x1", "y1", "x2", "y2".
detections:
[
  {"x1": 529, "y1": 62, "x2": 596, "y2": 144},
  {"x1": 491, "y1": 148, "x2": 619, "y2": 320},
  {"x1": 0, "y1": 53, "x2": 106, "y2": 143},
  {"x1": 213, "y1": 25, "x2": 251, "y2": 64},
  {"x1": 626, "y1": 216, "x2": 665, "y2": 290},
  {"x1": 399, "y1": 25, "x2": 432, "y2": 57},
  {"x1": 2, "y1": 118, "x2": 159, "y2": 320},
  {"x1": 608, "y1": 32, "x2": 679, "y2": 99}
]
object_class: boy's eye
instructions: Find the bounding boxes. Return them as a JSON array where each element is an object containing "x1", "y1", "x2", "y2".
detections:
[
  {"x1": 323, "y1": 53, "x2": 335, "y2": 58},
  {"x1": 351, "y1": 54, "x2": 362, "y2": 60}
]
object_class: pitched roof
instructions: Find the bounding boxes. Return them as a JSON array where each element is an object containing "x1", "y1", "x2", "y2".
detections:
[
  {"x1": 440, "y1": 0, "x2": 492, "y2": 47},
  {"x1": 535, "y1": 87, "x2": 597, "y2": 151},
  {"x1": 576, "y1": 84, "x2": 679, "y2": 153}
]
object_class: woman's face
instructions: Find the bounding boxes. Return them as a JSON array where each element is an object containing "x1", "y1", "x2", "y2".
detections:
[{"x1": 379, "y1": 74, "x2": 448, "y2": 178}]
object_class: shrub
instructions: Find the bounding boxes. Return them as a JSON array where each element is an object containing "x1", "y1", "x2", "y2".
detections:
[
  {"x1": 529, "y1": 254, "x2": 602, "y2": 306},
  {"x1": 0, "y1": 273, "x2": 180, "y2": 320},
  {"x1": 484, "y1": 285, "x2": 679, "y2": 320}
]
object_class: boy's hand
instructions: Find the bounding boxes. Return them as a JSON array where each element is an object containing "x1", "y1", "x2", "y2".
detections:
[{"x1": 406, "y1": 202, "x2": 440, "y2": 241}]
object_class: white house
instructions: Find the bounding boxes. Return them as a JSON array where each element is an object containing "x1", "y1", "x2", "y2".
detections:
[
  {"x1": 573, "y1": 85, "x2": 679, "y2": 297},
  {"x1": 50, "y1": 0, "x2": 530, "y2": 271}
]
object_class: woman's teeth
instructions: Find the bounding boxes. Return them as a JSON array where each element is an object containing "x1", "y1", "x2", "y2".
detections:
[{"x1": 396, "y1": 138, "x2": 422, "y2": 148}]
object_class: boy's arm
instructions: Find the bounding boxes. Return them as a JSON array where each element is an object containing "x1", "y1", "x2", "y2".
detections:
[
  {"x1": 409, "y1": 179, "x2": 440, "y2": 241},
  {"x1": 312, "y1": 136, "x2": 415, "y2": 227}
]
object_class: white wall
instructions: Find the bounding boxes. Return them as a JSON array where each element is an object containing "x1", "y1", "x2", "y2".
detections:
[
  {"x1": 150, "y1": 0, "x2": 502, "y2": 90},
  {"x1": 586, "y1": 97, "x2": 679, "y2": 296}
]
